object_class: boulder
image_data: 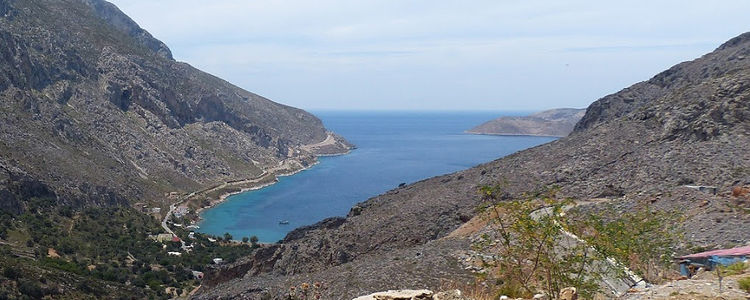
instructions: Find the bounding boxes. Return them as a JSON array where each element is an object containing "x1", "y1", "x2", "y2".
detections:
[
  {"x1": 533, "y1": 294, "x2": 547, "y2": 300},
  {"x1": 433, "y1": 290, "x2": 464, "y2": 300},
  {"x1": 559, "y1": 287, "x2": 578, "y2": 300},
  {"x1": 352, "y1": 289, "x2": 433, "y2": 300}
]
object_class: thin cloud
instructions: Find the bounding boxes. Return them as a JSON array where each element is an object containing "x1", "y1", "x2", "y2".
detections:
[{"x1": 109, "y1": 0, "x2": 750, "y2": 111}]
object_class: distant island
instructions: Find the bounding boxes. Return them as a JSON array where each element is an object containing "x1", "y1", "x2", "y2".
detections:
[{"x1": 466, "y1": 108, "x2": 586, "y2": 137}]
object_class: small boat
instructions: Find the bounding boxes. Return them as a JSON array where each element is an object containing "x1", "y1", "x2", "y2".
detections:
[{"x1": 278, "y1": 220, "x2": 290, "y2": 225}]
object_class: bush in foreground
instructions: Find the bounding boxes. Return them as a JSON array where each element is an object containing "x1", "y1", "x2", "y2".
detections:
[{"x1": 739, "y1": 277, "x2": 750, "y2": 293}]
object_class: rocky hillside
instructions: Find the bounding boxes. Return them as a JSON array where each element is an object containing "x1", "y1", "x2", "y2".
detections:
[
  {"x1": 0, "y1": 0, "x2": 350, "y2": 213},
  {"x1": 466, "y1": 108, "x2": 585, "y2": 137},
  {"x1": 197, "y1": 32, "x2": 750, "y2": 299}
]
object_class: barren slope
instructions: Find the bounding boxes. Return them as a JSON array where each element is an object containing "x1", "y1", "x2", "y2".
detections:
[
  {"x1": 197, "y1": 32, "x2": 750, "y2": 299},
  {"x1": 0, "y1": 0, "x2": 350, "y2": 212}
]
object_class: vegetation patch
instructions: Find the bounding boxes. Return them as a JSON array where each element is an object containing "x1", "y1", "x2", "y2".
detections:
[
  {"x1": 475, "y1": 185, "x2": 681, "y2": 299},
  {"x1": 739, "y1": 276, "x2": 750, "y2": 293},
  {"x1": 0, "y1": 202, "x2": 258, "y2": 299},
  {"x1": 720, "y1": 262, "x2": 748, "y2": 276}
]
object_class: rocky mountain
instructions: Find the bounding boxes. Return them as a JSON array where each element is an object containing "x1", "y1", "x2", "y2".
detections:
[
  {"x1": 0, "y1": 0, "x2": 350, "y2": 214},
  {"x1": 197, "y1": 32, "x2": 750, "y2": 299},
  {"x1": 466, "y1": 108, "x2": 585, "y2": 137}
]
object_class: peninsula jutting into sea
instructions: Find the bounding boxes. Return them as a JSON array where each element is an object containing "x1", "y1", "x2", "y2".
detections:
[{"x1": 1, "y1": 0, "x2": 749, "y2": 299}]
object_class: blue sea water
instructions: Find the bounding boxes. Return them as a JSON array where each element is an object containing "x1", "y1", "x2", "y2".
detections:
[{"x1": 198, "y1": 111, "x2": 556, "y2": 242}]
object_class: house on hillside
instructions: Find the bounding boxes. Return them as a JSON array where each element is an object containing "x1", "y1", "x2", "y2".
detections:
[
  {"x1": 677, "y1": 245, "x2": 750, "y2": 277},
  {"x1": 174, "y1": 206, "x2": 189, "y2": 218},
  {"x1": 192, "y1": 271, "x2": 204, "y2": 280}
]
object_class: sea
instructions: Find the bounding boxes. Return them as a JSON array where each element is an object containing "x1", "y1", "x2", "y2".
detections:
[{"x1": 197, "y1": 111, "x2": 557, "y2": 242}]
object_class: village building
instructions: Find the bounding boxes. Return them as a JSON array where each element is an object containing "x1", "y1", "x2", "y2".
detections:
[
  {"x1": 173, "y1": 206, "x2": 189, "y2": 218},
  {"x1": 677, "y1": 245, "x2": 750, "y2": 277},
  {"x1": 192, "y1": 271, "x2": 204, "y2": 280}
]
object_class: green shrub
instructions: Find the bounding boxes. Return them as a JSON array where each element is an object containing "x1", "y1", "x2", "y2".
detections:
[
  {"x1": 41, "y1": 258, "x2": 84, "y2": 274},
  {"x1": 720, "y1": 262, "x2": 748, "y2": 276},
  {"x1": 18, "y1": 279, "x2": 44, "y2": 298},
  {"x1": 3, "y1": 265, "x2": 21, "y2": 279},
  {"x1": 575, "y1": 204, "x2": 681, "y2": 283},
  {"x1": 477, "y1": 185, "x2": 681, "y2": 298},
  {"x1": 478, "y1": 186, "x2": 601, "y2": 298},
  {"x1": 739, "y1": 277, "x2": 750, "y2": 293}
]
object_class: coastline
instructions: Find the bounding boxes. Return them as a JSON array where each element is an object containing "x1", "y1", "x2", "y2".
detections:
[
  {"x1": 191, "y1": 159, "x2": 318, "y2": 220},
  {"x1": 314, "y1": 148, "x2": 353, "y2": 157},
  {"x1": 464, "y1": 130, "x2": 566, "y2": 138},
  {"x1": 189, "y1": 134, "x2": 353, "y2": 223}
]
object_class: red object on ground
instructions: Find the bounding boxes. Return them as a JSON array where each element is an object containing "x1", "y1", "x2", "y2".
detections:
[{"x1": 172, "y1": 236, "x2": 181, "y2": 242}]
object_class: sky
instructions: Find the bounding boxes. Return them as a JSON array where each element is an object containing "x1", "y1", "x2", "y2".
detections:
[{"x1": 108, "y1": 0, "x2": 750, "y2": 111}]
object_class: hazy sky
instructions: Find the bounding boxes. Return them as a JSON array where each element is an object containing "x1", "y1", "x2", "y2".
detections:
[{"x1": 109, "y1": 1, "x2": 750, "y2": 111}]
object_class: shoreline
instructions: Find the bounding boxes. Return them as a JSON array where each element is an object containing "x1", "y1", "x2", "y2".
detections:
[
  {"x1": 190, "y1": 139, "x2": 353, "y2": 224},
  {"x1": 463, "y1": 130, "x2": 566, "y2": 138},
  {"x1": 315, "y1": 148, "x2": 353, "y2": 157},
  {"x1": 192, "y1": 159, "x2": 319, "y2": 220}
]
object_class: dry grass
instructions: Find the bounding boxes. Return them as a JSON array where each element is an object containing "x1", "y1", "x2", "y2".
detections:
[
  {"x1": 446, "y1": 211, "x2": 497, "y2": 238},
  {"x1": 438, "y1": 279, "x2": 497, "y2": 300}
]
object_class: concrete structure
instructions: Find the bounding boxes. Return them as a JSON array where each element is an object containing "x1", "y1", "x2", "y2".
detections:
[
  {"x1": 173, "y1": 206, "x2": 189, "y2": 218},
  {"x1": 192, "y1": 271, "x2": 204, "y2": 280}
]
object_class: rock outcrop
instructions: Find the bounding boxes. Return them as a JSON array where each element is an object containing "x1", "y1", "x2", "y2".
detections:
[
  {"x1": 352, "y1": 290, "x2": 434, "y2": 300},
  {"x1": 0, "y1": 0, "x2": 350, "y2": 212},
  {"x1": 353, "y1": 290, "x2": 469, "y2": 300},
  {"x1": 197, "y1": 32, "x2": 750, "y2": 299},
  {"x1": 467, "y1": 108, "x2": 585, "y2": 137}
]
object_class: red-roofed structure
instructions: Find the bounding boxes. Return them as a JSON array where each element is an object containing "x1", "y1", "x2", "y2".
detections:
[
  {"x1": 677, "y1": 245, "x2": 750, "y2": 259},
  {"x1": 677, "y1": 245, "x2": 750, "y2": 277},
  {"x1": 171, "y1": 236, "x2": 181, "y2": 243}
]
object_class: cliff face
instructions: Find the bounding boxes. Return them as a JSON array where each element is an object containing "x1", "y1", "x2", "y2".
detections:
[
  {"x1": 198, "y1": 32, "x2": 750, "y2": 299},
  {"x1": 0, "y1": 0, "x2": 349, "y2": 211},
  {"x1": 574, "y1": 32, "x2": 750, "y2": 132},
  {"x1": 467, "y1": 108, "x2": 585, "y2": 137}
]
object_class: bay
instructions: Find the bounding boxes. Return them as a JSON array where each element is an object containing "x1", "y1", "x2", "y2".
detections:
[{"x1": 197, "y1": 111, "x2": 556, "y2": 242}]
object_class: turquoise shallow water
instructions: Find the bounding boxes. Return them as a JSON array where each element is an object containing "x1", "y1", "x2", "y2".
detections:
[{"x1": 197, "y1": 111, "x2": 556, "y2": 242}]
